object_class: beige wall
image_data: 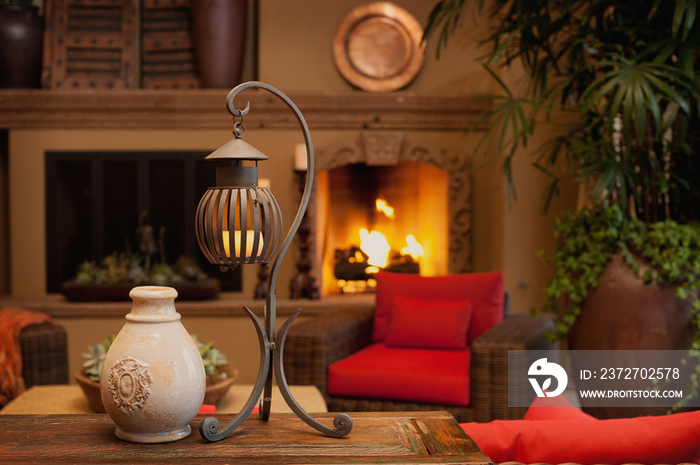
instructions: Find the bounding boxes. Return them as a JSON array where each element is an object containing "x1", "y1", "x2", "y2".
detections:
[{"x1": 258, "y1": 0, "x2": 494, "y2": 95}]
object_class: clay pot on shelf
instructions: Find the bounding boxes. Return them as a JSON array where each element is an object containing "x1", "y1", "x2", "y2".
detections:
[
  {"x1": 0, "y1": 2, "x2": 43, "y2": 88},
  {"x1": 191, "y1": 0, "x2": 247, "y2": 88}
]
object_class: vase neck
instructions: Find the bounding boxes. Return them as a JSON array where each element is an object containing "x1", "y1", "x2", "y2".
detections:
[{"x1": 126, "y1": 286, "x2": 181, "y2": 322}]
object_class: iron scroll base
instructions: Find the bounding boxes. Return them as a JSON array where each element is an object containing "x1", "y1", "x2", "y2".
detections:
[{"x1": 198, "y1": 306, "x2": 353, "y2": 442}]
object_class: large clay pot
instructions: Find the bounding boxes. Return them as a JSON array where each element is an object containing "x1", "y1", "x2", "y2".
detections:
[
  {"x1": 100, "y1": 286, "x2": 206, "y2": 443},
  {"x1": 0, "y1": 3, "x2": 43, "y2": 88},
  {"x1": 191, "y1": 0, "x2": 247, "y2": 88},
  {"x1": 568, "y1": 254, "x2": 695, "y2": 418}
]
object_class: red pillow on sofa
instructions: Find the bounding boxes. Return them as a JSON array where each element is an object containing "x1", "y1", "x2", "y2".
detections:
[
  {"x1": 524, "y1": 392, "x2": 596, "y2": 421},
  {"x1": 373, "y1": 271, "x2": 504, "y2": 343},
  {"x1": 460, "y1": 410, "x2": 700, "y2": 464},
  {"x1": 384, "y1": 297, "x2": 472, "y2": 350}
]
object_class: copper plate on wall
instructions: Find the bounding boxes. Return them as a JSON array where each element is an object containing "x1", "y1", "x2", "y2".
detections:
[{"x1": 333, "y1": 2, "x2": 425, "y2": 92}]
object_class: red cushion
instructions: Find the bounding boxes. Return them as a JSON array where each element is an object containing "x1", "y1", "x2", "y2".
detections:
[
  {"x1": 328, "y1": 343, "x2": 471, "y2": 406},
  {"x1": 373, "y1": 271, "x2": 504, "y2": 343},
  {"x1": 460, "y1": 410, "x2": 700, "y2": 464},
  {"x1": 384, "y1": 297, "x2": 472, "y2": 350},
  {"x1": 524, "y1": 392, "x2": 596, "y2": 421}
]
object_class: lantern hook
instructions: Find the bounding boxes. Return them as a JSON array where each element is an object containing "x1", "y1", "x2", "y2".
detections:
[{"x1": 230, "y1": 101, "x2": 250, "y2": 117}]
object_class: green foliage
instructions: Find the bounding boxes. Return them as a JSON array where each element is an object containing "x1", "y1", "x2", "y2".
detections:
[
  {"x1": 81, "y1": 336, "x2": 115, "y2": 382},
  {"x1": 538, "y1": 205, "x2": 700, "y2": 345},
  {"x1": 191, "y1": 334, "x2": 229, "y2": 376},
  {"x1": 424, "y1": 0, "x2": 700, "y2": 218},
  {"x1": 74, "y1": 253, "x2": 207, "y2": 285}
]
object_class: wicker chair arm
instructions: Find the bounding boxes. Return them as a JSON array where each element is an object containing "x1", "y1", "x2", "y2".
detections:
[
  {"x1": 470, "y1": 314, "x2": 556, "y2": 422},
  {"x1": 283, "y1": 305, "x2": 375, "y2": 398}
]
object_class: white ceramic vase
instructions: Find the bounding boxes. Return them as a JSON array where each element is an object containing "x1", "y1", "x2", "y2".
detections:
[{"x1": 100, "y1": 286, "x2": 206, "y2": 443}]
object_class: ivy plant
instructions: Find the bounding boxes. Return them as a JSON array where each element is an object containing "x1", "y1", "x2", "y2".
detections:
[{"x1": 539, "y1": 205, "x2": 700, "y2": 341}]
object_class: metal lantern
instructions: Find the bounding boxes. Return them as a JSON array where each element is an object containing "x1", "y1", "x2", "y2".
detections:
[
  {"x1": 195, "y1": 81, "x2": 353, "y2": 443},
  {"x1": 195, "y1": 137, "x2": 283, "y2": 270}
]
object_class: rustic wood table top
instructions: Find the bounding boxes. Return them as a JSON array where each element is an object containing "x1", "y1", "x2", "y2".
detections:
[{"x1": 0, "y1": 411, "x2": 492, "y2": 464}]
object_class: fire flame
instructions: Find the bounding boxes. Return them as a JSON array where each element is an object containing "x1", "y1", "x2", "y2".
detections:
[
  {"x1": 401, "y1": 234, "x2": 424, "y2": 260},
  {"x1": 357, "y1": 198, "x2": 427, "y2": 271},
  {"x1": 359, "y1": 228, "x2": 391, "y2": 268},
  {"x1": 375, "y1": 197, "x2": 395, "y2": 219}
]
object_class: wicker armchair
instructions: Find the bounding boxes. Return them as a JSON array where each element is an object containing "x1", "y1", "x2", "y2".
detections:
[
  {"x1": 18, "y1": 322, "x2": 69, "y2": 388},
  {"x1": 283, "y1": 304, "x2": 555, "y2": 423}
]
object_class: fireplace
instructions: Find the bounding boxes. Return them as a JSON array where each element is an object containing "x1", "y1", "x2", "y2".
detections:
[
  {"x1": 44, "y1": 150, "x2": 242, "y2": 294},
  {"x1": 310, "y1": 131, "x2": 472, "y2": 296}
]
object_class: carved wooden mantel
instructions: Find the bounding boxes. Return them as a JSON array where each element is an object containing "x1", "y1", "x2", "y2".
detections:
[{"x1": 0, "y1": 89, "x2": 488, "y2": 131}]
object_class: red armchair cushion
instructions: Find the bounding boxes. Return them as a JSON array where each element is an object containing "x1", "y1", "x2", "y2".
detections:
[
  {"x1": 384, "y1": 297, "x2": 472, "y2": 350},
  {"x1": 328, "y1": 343, "x2": 471, "y2": 406},
  {"x1": 373, "y1": 272, "x2": 504, "y2": 343},
  {"x1": 460, "y1": 410, "x2": 700, "y2": 464}
]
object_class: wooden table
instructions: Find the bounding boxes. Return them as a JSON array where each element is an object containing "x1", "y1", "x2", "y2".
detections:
[
  {"x1": 0, "y1": 384, "x2": 328, "y2": 415},
  {"x1": 0, "y1": 411, "x2": 492, "y2": 464}
]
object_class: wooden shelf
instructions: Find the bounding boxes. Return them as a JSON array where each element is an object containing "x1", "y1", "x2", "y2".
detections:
[
  {"x1": 0, "y1": 89, "x2": 487, "y2": 131},
  {"x1": 0, "y1": 292, "x2": 375, "y2": 318}
]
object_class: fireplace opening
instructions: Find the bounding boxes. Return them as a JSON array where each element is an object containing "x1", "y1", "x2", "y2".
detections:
[
  {"x1": 45, "y1": 151, "x2": 242, "y2": 294},
  {"x1": 320, "y1": 161, "x2": 449, "y2": 294}
]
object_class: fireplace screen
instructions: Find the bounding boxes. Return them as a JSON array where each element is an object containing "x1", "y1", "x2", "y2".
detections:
[{"x1": 45, "y1": 151, "x2": 242, "y2": 293}]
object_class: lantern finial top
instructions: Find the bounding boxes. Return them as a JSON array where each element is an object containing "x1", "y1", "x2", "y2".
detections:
[{"x1": 204, "y1": 137, "x2": 269, "y2": 161}]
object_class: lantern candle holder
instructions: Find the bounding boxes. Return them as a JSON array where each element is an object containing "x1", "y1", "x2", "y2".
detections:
[{"x1": 195, "y1": 81, "x2": 353, "y2": 442}]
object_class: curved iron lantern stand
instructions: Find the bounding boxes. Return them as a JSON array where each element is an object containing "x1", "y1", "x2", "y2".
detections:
[{"x1": 197, "y1": 81, "x2": 353, "y2": 442}]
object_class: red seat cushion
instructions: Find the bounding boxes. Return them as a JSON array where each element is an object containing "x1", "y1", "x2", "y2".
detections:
[
  {"x1": 328, "y1": 343, "x2": 471, "y2": 406},
  {"x1": 384, "y1": 297, "x2": 472, "y2": 350},
  {"x1": 461, "y1": 409, "x2": 700, "y2": 464},
  {"x1": 373, "y1": 272, "x2": 504, "y2": 344}
]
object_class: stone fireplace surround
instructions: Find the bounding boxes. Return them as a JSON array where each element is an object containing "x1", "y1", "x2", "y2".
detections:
[{"x1": 311, "y1": 130, "x2": 471, "y2": 295}]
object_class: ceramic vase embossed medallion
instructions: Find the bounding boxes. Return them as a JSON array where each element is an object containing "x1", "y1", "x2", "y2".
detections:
[{"x1": 100, "y1": 286, "x2": 206, "y2": 443}]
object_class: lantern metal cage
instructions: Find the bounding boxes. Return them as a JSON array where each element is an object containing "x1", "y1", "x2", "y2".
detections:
[{"x1": 195, "y1": 185, "x2": 282, "y2": 270}]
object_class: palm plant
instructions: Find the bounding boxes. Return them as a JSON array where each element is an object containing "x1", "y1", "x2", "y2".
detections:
[{"x1": 424, "y1": 0, "x2": 700, "y2": 219}]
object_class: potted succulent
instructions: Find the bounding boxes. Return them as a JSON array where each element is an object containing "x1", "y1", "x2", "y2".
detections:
[
  {"x1": 75, "y1": 334, "x2": 238, "y2": 413},
  {"x1": 60, "y1": 214, "x2": 220, "y2": 301}
]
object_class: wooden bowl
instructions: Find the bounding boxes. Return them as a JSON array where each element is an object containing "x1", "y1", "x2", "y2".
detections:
[{"x1": 74, "y1": 371, "x2": 106, "y2": 413}]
